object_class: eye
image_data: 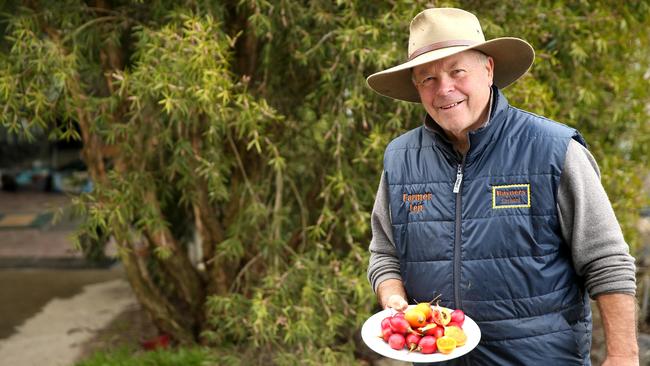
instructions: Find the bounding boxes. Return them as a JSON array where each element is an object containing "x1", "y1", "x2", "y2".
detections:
[
  {"x1": 451, "y1": 69, "x2": 466, "y2": 77},
  {"x1": 420, "y1": 75, "x2": 435, "y2": 86}
]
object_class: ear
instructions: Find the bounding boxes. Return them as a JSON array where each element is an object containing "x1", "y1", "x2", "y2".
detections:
[
  {"x1": 410, "y1": 69, "x2": 418, "y2": 87},
  {"x1": 411, "y1": 66, "x2": 423, "y2": 87},
  {"x1": 485, "y1": 56, "x2": 495, "y2": 86}
]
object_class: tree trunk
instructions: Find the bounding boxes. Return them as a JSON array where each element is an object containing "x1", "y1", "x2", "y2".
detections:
[{"x1": 120, "y1": 239, "x2": 195, "y2": 344}]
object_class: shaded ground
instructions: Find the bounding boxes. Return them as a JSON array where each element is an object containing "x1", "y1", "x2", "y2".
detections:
[
  {"x1": 0, "y1": 191, "x2": 149, "y2": 365},
  {"x1": 0, "y1": 276, "x2": 137, "y2": 366},
  {"x1": 77, "y1": 296, "x2": 158, "y2": 360},
  {"x1": 0, "y1": 268, "x2": 123, "y2": 339}
]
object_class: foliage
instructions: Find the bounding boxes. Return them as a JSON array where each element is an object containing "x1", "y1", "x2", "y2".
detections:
[
  {"x1": 74, "y1": 347, "x2": 226, "y2": 366},
  {"x1": 463, "y1": 0, "x2": 650, "y2": 249},
  {"x1": 1, "y1": 0, "x2": 649, "y2": 364}
]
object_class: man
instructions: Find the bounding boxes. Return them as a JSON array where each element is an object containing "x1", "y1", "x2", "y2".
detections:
[{"x1": 366, "y1": 8, "x2": 638, "y2": 365}]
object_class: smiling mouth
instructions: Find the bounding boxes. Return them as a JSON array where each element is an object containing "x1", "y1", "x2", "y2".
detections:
[{"x1": 439, "y1": 100, "x2": 464, "y2": 110}]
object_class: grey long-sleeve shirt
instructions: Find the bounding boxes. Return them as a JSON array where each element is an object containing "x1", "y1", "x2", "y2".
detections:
[{"x1": 367, "y1": 139, "x2": 636, "y2": 298}]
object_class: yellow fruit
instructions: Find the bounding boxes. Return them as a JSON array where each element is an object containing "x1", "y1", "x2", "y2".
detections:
[
  {"x1": 436, "y1": 335, "x2": 457, "y2": 354},
  {"x1": 414, "y1": 302, "x2": 433, "y2": 320},
  {"x1": 444, "y1": 326, "x2": 467, "y2": 347}
]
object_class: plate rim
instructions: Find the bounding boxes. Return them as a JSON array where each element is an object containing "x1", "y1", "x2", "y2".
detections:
[{"x1": 360, "y1": 305, "x2": 481, "y2": 363}]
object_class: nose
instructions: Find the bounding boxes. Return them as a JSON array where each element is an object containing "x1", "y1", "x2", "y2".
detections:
[{"x1": 434, "y1": 75, "x2": 454, "y2": 96}]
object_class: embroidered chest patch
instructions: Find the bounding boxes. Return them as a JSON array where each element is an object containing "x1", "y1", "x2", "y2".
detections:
[
  {"x1": 403, "y1": 192, "x2": 432, "y2": 213},
  {"x1": 492, "y1": 184, "x2": 531, "y2": 209}
]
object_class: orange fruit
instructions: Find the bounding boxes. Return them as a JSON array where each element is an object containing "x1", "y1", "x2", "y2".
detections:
[
  {"x1": 414, "y1": 302, "x2": 433, "y2": 320},
  {"x1": 444, "y1": 326, "x2": 467, "y2": 347},
  {"x1": 404, "y1": 309, "x2": 427, "y2": 328},
  {"x1": 436, "y1": 335, "x2": 457, "y2": 354}
]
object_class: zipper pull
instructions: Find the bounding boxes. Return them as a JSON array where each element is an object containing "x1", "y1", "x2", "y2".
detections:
[{"x1": 453, "y1": 164, "x2": 463, "y2": 193}]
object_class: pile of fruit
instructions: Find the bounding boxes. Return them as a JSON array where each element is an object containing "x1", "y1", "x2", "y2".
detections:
[{"x1": 379, "y1": 302, "x2": 467, "y2": 355}]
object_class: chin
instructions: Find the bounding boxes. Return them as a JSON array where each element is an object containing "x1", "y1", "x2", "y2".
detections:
[{"x1": 437, "y1": 119, "x2": 469, "y2": 131}]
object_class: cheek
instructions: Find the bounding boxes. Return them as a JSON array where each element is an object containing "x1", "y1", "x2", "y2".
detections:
[{"x1": 417, "y1": 90, "x2": 435, "y2": 107}]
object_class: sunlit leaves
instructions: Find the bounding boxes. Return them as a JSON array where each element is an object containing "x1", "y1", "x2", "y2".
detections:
[
  {"x1": 462, "y1": 0, "x2": 650, "y2": 249},
  {"x1": 2, "y1": 0, "x2": 649, "y2": 363}
]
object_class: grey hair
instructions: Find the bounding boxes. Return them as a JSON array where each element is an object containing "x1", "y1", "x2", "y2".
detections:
[{"x1": 472, "y1": 50, "x2": 489, "y2": 64}]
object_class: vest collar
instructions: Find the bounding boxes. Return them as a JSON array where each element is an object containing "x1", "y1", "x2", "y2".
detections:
[{"x1": 423, "y1": 86, "x2": 508, "y2": 164}]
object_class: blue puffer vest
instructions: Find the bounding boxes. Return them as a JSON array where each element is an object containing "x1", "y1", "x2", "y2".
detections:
[{"x1": 384, "y1": 87, "x2": 592, "y2": 365}]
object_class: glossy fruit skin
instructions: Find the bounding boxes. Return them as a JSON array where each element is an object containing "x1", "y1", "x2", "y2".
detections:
[
  {"x1": 431, "y1": 325, "x2": 445, "y2": 339},
  {"x1": 418, "y1": 323, "x2": 438, "y2": 337},
  {"x1": 388, "y1": 333, "x2": 406, "y2": 350},
  {"x1": 389, "y1": 316, "x2": 412, "y2": 334},
  {"x1": 414, "y1": 302, "x2": 433, "y2": 320},
  {"x1": 436, "y1": 335, "x2": 457, "y2": 354},
  {"x1": 405, "y1": 333, "x2": 422, "y2": 351},
  {"x1": 450, "y1": 309, "x2": 465, "y2": 327},
  {"x1": 417, "y1": 335, "x2": 438, "y2": 354},
  {"x1": 378, "y1": 305, "x2": 467, "y2": 355},
  {"x1": 381, "y1": 317, "x2": 392, "y2": 330},
  {"x1": 404, "y1": 309, "x2": 427, "y2": 328},
  {"x1": 381, "y1": 327, "x2": 393, "y2": 342}
]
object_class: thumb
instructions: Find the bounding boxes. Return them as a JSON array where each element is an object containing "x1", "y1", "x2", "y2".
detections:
[{"x1": 386, "y1": 294, "x2": 408, "y2": 311}]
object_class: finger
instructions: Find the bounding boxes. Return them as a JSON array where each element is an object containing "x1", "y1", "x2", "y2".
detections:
[
  {"x1": 395, "y1": 298, "x2": 408, "y2": 311},
  {"x1": 387, "y1": 295, "x2": 408, "y2": 311}
]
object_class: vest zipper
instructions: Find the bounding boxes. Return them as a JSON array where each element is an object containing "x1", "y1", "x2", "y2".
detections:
[
  {"x1": 453, "y1": 157, "x2": 465, "y2": 309},
  {"x1": 453, "y1": 164, "x2": 463, "y2": 193}
]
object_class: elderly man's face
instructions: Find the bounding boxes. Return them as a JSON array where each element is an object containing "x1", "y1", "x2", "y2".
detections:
[{"x1": 412, "y1": 50, "x2": 494, "y2": 142}]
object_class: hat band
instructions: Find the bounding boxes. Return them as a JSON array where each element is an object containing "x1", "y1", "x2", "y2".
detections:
[{"x1": 408, "y1": 39, "x2": 478, "y2": 61}]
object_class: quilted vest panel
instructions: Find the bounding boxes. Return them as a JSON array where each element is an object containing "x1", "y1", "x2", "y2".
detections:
[{"x1": 383, "y1": 88, "x2": 592, "y2": 365}]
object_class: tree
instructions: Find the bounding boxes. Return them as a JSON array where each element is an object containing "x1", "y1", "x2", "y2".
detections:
[{"x1": 1, "y1": 0, "x2": 648, "y2": 364}]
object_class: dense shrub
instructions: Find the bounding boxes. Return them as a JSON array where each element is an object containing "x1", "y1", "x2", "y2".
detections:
[{"x1": 2, "y1": 1, "x2": 648, "y2": 364}]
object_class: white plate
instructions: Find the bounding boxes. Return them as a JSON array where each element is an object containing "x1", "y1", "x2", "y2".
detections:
[{"x1": 361, "y1": 306, "x2": 481, "y2": 363}]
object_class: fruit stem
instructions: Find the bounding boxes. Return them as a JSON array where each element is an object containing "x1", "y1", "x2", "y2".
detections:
[{"x1": 428, "y1": 293, "x2": 442, "y2": 305}]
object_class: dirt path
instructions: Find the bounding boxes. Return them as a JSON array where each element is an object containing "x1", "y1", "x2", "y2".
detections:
[{"x1": 0, "y1": 278, "x2": 137, "y2": 366}]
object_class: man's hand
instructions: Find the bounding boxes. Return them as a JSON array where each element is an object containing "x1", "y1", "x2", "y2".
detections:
[
  {"x1": 596, "y1": 293, "x2": 639, "y2": 366},
  {"x1": 377, "y1": 278, "x2": 408, "y2": 311},
  {"x1": 385, "y1": 294, "x2": 408, "y2": 311},
  {"x1": 602, "y1": 355, "x2": 639, "y2": 366}
]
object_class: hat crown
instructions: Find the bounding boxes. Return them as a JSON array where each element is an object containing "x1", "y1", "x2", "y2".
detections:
[
  {"x1": 408, "y1": 8, "x2": 486, "y2": 58},
  {"x1": 366, "y1": 7, "x2": 535, "y2": 102}
]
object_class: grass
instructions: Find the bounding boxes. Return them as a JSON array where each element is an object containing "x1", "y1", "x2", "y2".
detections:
[{"x1": 74, "y1": 347, "x2": 223, "y2": 366}]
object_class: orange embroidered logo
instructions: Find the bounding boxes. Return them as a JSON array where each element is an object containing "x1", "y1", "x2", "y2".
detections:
[
  {"x1": 492, "y1": 184, "x2": 531, "y2": 209},
  {"x1": 403, "y1": 192, "x2": 432, "y2": 213}
]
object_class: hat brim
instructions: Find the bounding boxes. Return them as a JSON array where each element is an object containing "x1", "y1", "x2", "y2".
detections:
[{"x1": 366, "y1": 37, "x2": 535, "y2": 103}]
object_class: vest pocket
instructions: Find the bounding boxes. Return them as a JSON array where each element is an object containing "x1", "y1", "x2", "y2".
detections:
[
  {"x1": 476, "y1": 311, "x2": 587, "y2": 364},
  {"x1": 475, "y1": 329, "x2": 584, "y2": 364}
]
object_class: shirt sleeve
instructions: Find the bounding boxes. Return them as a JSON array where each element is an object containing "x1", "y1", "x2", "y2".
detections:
[
  {"x1": 367, "y1": 171, "x2": 402, "y2": 293},
  {"x1": 557, "y1": 139, "x2": 637, "y2": 298}
]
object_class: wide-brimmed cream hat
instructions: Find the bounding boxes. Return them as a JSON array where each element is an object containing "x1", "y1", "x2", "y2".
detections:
[{"x1": 367, "y1": 8, "x2": 535, "y2": 102}]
